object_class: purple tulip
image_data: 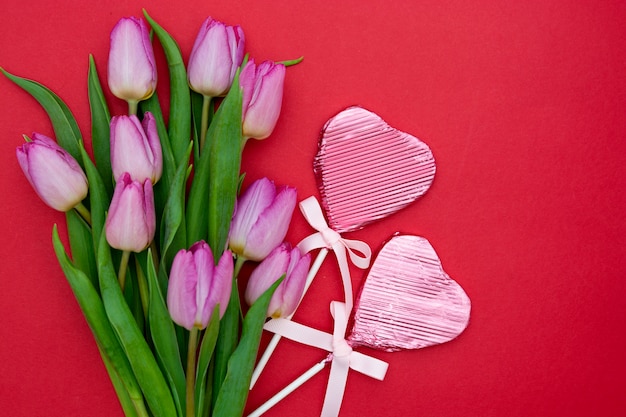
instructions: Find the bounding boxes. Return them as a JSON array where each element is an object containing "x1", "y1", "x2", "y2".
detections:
[
  {"x1": 105, "y1": 173, "x2": 155, "y2": 253},
  {"x1": 16, "y1": 133, "x2": 88, "y2": 212},
  {"x1": 187, "y1": 17, "x2": 245, "y2": 97},
  {"x1": 107, "y1": 17, "x2": 157, "y2": 103},
  {"x1": 245, "y1": 243, "x2": 311, "y2": 318},
  {"x1": 239, "y1": 59, "x2": 286, "y2": 140},
  {"x1": 167, "y1": 241, "x2": 234, "y2": 330},
  {"x1": 229, "y1": 178, "x2": 297, "y2": 262},
  {"x1": 110, "y1": 112, "x2": 162, "y2": 184}
]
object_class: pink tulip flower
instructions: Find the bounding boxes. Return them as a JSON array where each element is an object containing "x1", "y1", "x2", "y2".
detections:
[
  {"x1": 167, "y1": 241, "x2": 234, "y2": 330},
  {"x1": 187, "y1": 17, "x2": 245, "y2": 97},
  {"x1": 107, "y1": 17, "x2": 157, "y2": 103},
  {"x1": 105, "y1": 173, "x2": 155, "y2": 253},
  {"x1": 245, "y1": 243, "x2": 311, "y2": 318},
  {"x1": 16, "y1": 133, "x2": 88, "y2": 212},
  {"x1": 239, "y1": 59, "x2": 286, "y2": 140},
  {"x1": 229, "y1": 178, "x2": 297, "y2": 262},
  {"x1": 110, "y1": 112, "x2": 162, "y2": 184}
]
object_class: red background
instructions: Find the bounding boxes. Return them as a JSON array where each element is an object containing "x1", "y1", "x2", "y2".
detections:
[{"x1": 1, "y1": 1, "x2": 625, "y2": 416}]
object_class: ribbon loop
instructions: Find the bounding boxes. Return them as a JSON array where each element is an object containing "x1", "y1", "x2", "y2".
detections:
[{"x1": 297, "y1": 196, "x2": 372, "y2": 313}]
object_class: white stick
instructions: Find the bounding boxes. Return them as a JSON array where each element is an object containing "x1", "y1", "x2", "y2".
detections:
[
  {"x1": 250, "y1": 248, "x2": 329, "y2": 389},
  {"x1": 247, "y1": 359, "x2": 328, "y2": 417}
]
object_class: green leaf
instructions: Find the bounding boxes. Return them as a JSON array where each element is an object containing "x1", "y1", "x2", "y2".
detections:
[
  {"x1": 65, "y1": 209, "x2": 98, "y2": 288},
  {"x1": 52, "y1": 226, "x2": 149, "y2": 417},
  {"x1": 146, "y1": 250, "x2": 186, "y2": 417},
  {"x1": 79, "y1": 142, "x2": 109, "y2": 258},
  {"x1": 186, "y1": 73, "x2": 243, "y2": 251},
  {"x1": 99, "y1": 346, "x2": 141, "y2": 417},
  {"x1": 159, "y1": 143, "x2": 192, "y2": 271},
  {"x1": 211, "y1": 279, "x2": 241, "y2": 408},
  {"x1": 140, "y1": 91, "x2": 176, "y2": 231},
  {"x1": 213, "y1": 278, "x2": 282, "y2": 417},
  {"x1": 143, "y1": 9, "x2": 192, "y2": 167},
  {"x1": 87, "y1": 55, "x2": 113, "y2": 195},
  {"x1": 206, "y1": 77, "x2": 243, "y2": 258},
  {"x1": 97, "y1": 232, "x2": 178, "y2": 417},
  {"x1": 278, "y1": 56, "x2": 304, "y2": 66},
  {"x1": 1, "y1": 68, "x2": 83, "y2": 166},
  {"x1": 195, "y1": 307, "x2": 220, "y2": 417}
]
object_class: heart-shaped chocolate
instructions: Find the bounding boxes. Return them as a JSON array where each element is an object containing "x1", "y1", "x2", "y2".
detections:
[
  {"x1": 314, "y1": 107, "x2": 436, "y2": 233},
  {"x1": 349, "y1": 234, "x2": 471, "y2": 351}
]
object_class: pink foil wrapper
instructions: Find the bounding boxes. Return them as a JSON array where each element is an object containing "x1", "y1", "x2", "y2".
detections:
[
  {"x1": 314, "y1": 106, "x2": 436, "y2": 233},
  {"x1": 349, "y1": 234, "x2": 471, "y2": 352}
]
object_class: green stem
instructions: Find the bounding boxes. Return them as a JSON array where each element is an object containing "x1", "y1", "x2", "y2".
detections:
[
  {"x1": 74, "y1": 202, "x2": 92, "y2": 225},
  {"x1": 134, "y1": 257, "x2": 149, "y2": 319},
  {"x1": 128, "y1": 100, "x2": 138, "y2": 116},
  {"x1": 186, "y1": 327, "x2": 200, "y2": 417},
  {"x1": 234, "y1": 255, "x2": 246, "y2": 278},
  {"x1": 118, "y1": 250, "x2": 131, "y2": 291},
  {"x1": 199, "y1": 95, "x2": 211, "y2": 153}
]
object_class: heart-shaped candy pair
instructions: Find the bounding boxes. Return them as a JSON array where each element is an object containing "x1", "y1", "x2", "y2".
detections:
[
  {"x1": 314, "y1": 106, "x2": 436, "y2": 233},
  {"x1": 349, "y1": 234, "x2": 471, "y2": 351}
]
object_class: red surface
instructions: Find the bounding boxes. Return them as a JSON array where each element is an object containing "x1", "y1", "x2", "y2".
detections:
[{"x1": 1, "y1": 1, "x2": 625, "y2": 416}]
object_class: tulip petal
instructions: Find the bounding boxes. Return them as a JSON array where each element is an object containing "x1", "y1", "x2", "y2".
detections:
[
  {"x1": 245, "y1": 244, "x2": 289, "y2": 307},
  {"x1": 208, "y1": 250, "x2": 234, "y2": 318},
  {"x1": 17, "y1": 134, "x2": 88, "y2": 211},
  {"x1": 243, "y1": 186, "x2": 297, "y2": 261},
  {"x1": 167, "y1": 249, "x2": 198, "y2": 330},
  {"x1": 108, "y1": 17, "x2": 157, "y2": 101},
  {"x1": 229, "y1": 178, "x2": 277, "y2": 256}
]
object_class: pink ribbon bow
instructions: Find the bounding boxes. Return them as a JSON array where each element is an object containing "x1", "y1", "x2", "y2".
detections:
[
  {"x1": 297, "y1": 196, "x2": 371, "y2": 312},
  {"x1": 264, "y1": 301, "x2": 389, "y2": 417}
]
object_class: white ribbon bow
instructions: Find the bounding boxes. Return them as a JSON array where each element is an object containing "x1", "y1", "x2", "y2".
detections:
[
  {"x1": 297, "y1": 196, "x2": 372, "y2": 313},
  {"x1": 264, "y1": 301, "x2": 388, "y2": 417}
]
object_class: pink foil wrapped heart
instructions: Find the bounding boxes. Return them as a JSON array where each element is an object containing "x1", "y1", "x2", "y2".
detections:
[
  {"x1": 349, "y1": 234, "x2": 471, "y2": 351},
  {"x1": 314, "y1": 106, "x2": 436, "y2": 233}
]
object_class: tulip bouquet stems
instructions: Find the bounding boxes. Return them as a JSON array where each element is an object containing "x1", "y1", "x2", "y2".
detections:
[{"x1": 5, "y1": 9, "x2": 304, "y2": 417}]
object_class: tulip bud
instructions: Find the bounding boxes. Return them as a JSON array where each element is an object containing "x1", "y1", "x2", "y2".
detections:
[
  {"x1": 107, "y1": 17, "x2": 157, "y2": 103},
  {"x1": 245, "y1": 243, "x2": 311, "y2": 318},
  {"x1": 105, "y1": 173, "x2": 155, "y2": 252},
  {"x1": 187, "y1": 17, "x2": 245, "y2": 98},
  {"x1": 167, "y1": 241, "x2": 234, "y2": 330},
  {"x1": 16, "y1": 133, "x2": 88, "y2": 212},
  {"x1": 229, "y1": 177, "x2": 297, "y2": 262},
  {"x1": 110, "y1": 112, "x2": 162, "y2": 184},
  {"x1": 240, "y1": 59, "x2": 286, "y2": 140}
]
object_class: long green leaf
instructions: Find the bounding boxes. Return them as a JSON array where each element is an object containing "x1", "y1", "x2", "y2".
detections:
[
  {"x1": 159, "y1": 143, "x2": 192, "y2": 271},
  {"x1": 1, "y1": 68, "x2": 83, "y2": 166},
  {"x1": 186, "y1": 74, "x2": 243, "y2": 249},
  {"x1": 206, "y1": 76, "x2": 243, "y2": 258},
  {"x1": 66, "y1": 210, "x2": 98, "y2": 288},
  {"x1": 97, "y1": 232, "x2": 177, "y2": 417},
  {"x1": 146, "y1": 250, "x2": 186, "y2": 417},
  {"x1": 211, "y1": 279, "x2": 241, "y2": 408},
  {"x1": 143, "y1": 9, "x2": 192, "y2": 167},
  {"x1": 52, "y1": 226, "x2": 148, "y2": 417},
  {"x1": 87, "y1": 55, "x2": 113, "y2": 196},
  {"x1": 140, "y1": 91, "x2": 176, "y2": 230},
  {"x1": 213, "y1": 279, "x2": 282, "y2": 417},
  {"x1": 99, "y1": 346, "x2": 141, "y2": 417},
  {"x1": 195, "y1": 307, "x2": 220, "y2": 417},
  {"x1": 79, "y1": 142, "x2": 109, "y2": 263}
]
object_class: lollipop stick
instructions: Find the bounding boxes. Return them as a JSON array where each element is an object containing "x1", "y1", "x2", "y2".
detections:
[
  {"x1": 250, "y1": 248, "x2": 329, "y2": 389},
  {"x1": 248, "y1": 359, "x2": 328, "y2": 417}
]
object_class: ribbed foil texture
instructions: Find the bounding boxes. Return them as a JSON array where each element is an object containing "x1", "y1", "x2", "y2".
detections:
[
  {"x1": 314, "y1": 106, "x2": 436, "y2": 233},
  {"x1": 349, "y1": 235, "x2": 471, "y2": 352}
]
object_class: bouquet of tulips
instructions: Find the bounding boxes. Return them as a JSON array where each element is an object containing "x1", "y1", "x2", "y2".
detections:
[{"x1": 5, "y1": 10, "x2": 308, "y2": 417}]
